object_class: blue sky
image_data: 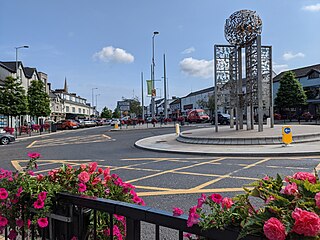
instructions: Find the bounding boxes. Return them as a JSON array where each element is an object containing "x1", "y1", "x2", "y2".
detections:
[{"x1": 1, "y1": 0, "x2": 320, "y2": 111}]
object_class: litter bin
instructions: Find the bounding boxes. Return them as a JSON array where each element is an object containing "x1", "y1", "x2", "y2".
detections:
[{"x1": 51, "y1": 122, "x2": 57, "y2": 132}]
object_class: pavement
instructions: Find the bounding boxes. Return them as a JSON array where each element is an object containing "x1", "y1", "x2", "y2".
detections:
[{"x1": 135, "y1": 124, "x2": 320, "y2": 156}]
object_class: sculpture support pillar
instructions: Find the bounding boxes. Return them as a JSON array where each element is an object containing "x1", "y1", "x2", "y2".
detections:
[{"x1": 257, "y1": 35, "x2": 263, "y2": 132}]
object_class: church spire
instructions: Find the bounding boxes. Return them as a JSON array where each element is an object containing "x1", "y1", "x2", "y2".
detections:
[{"x1": 64, "y1": 77, "x2": 68, "y2": 92}]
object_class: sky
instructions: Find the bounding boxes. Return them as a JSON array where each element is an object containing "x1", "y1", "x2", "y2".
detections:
[{"x1": 1, "y1": 0, "x2": 320, "y2": 111}]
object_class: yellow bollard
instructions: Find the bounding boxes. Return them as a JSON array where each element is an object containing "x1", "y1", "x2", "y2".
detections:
[
  {"x1": 114, "y1": 123, "x2": 119, "y2": 129},
  {"x1": 175, "y1": 123, "x2": 180, "y2": 135},
  {"x1": 282, "y1": 125, "x2": 292, "y2": 146}
]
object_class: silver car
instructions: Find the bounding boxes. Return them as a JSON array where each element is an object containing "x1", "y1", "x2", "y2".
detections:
[{"x1": 0, "y1": 133, "x2": 15, "y2": 145}]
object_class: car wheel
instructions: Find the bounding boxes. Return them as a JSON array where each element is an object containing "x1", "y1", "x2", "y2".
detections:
[{"x1": 1, "y1": 137, "x2": 10, "y2": 145}]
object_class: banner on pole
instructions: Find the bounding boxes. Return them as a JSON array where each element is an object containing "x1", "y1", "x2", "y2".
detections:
[{"x1": 146, "y1": 80, "x2": 152, "y2": 95}]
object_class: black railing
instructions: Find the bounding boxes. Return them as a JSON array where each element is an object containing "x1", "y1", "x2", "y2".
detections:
[{"x1": 1, "y1": 193, "x2": 263, "y2": 240}]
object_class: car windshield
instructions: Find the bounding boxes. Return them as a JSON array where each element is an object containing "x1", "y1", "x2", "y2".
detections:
[
  {"x1": 198, "y1": 111, "x2": 206, "y2": 116},
  {"x1": 221, "y1": 114, "x2": 230, "y2": 117}
]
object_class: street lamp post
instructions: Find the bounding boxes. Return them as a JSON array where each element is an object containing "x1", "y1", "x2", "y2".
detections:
[
  {"x1": 15, "y1": 45, "x2": 29, "y2": 83},
  {"x1": 91, "y1": 87, "x2": 98, "y2": 116},
  {"x1": 151, "y1": 31, "x2": 159, "y2": 119},
  {"x1": 14, "y1": 45, "x2": 29, "y2": 138},
  {"x1": 95, "y1": 94, "x2": 100, "y2": 116}
]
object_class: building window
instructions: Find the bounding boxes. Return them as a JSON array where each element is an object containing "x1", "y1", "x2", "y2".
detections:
[
  {"x1": 72, "y1": 107, "x2": 75, "y2": 113},
  {"x1": 78, "y1": 108, "x2": 81, "y2": 113},
  {"x1": 83, "y1": 109, "x2": 85, "y2": 114},
  {"x1": 66, "y1": 106, "x2": 70, "y2": 112}
]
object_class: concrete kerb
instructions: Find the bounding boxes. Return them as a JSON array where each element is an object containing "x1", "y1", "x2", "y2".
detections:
[{"x1": 134, "y1": 133, "x2": 320, "y2": 157}]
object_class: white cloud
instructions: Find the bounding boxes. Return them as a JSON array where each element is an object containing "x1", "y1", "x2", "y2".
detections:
[
  {"x1": 302, "y1": 3, "x2": 320, "y2": 11},
  {"x1": 282, "y1": 52, "x2": 305, "y2": 61},
  {"x1": 179, "y1": 57, "x2": 213, "y2": 79},
  {"x1": 93, "y1": 46, "x2": 134, "y2": 63},
  {"x1": 273, "y1": 63, "x2": 289, "y2": 74},
  {"x1": 181, "y1": 47, "x2": 195, "y2": 54}
]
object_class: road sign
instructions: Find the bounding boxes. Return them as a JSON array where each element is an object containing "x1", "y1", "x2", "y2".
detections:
[{"x1": 282, "y1": 125, "x2": 292, "y2": 145}]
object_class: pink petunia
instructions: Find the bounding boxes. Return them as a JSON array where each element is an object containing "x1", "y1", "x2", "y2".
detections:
[
  {"x1": 33, "y1": 199, "x2": 45, "y2": 209},
  {"x1": 92, "y1": 177, "x2": 101, "y2": 185},
  {"x1": 8, "y1": 230, "x2": 17, "y2": 240},
  {"x1": 0, "y1": 216, "x2": 8, "y2": 227},
  {"x1": 0, "y1": 188, "x2": 8, "y2": 200},
  {"x1": 27, "y1": 152, "x2": 41, "y2": 159},
  {"x1": 187, "y1": 206, "x2": 200, "y2": 227},
  {"x1": 38, "y1": 191, "x2": 47, "y2": 201},
  {"x1": 37, "y1": 218, "x2": 48, "y2": 228},
  {"x1": 16, "y1": 219, "x2": 24, "y2": 228},
  {"x1": 221, "y1": 197, "x2": 234, "y2": 209},
  {"x1": 16, "y1": 186, "x2": 23, "y2": 197},
  {"x1": 78, "y1": 183, "x2": 87, "y2": 192},
  {"x1": 210, "y1": 193, "x2": 223, "y2": 204},
  {"x1": 88, "y1": 162, "x2": 98, "y2": 173},
  {"x1": 36, "y1": 174, "x2": 44, "y2": 181},
  {"x1": 172, "y1": 207, "x2": 184, "y2": 216},
  {"x1": 284, "y1": 182, "x2": 298, "y2": 195},
  {"x1": 78, "y1": 171, "x2": 90, "y2": 183},
  {"x1": 197, "y1": 193, "x2": 206, "y2": 208}
]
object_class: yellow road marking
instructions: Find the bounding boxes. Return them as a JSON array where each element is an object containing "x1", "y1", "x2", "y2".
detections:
[
  {"x1": 127, "y1": 157, "x2": 226, "y2": 183},
  {"x1": 102, "y1": 134, "x2": 111, "y2": 139},
  {"x1": 174, "y1": 171, "x2": 259, "y2": 181},
  {"x1": 26, "y1": 140, "x2": 37, "y2": 148},
  {"x1": 137, "y1": 187, "x2": 250, "y2": 197},
  {"x1": 134, "y1": 185, "x2": 174, "y2": 191},
  {"x1": 11, "y1": 160, "x2": 23, "y2": 172}
]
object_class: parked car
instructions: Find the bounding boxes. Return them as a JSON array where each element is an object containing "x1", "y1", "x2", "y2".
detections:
[
  {"x1": 0, "y1": 133, "x2": 15, "y2": 145},
  {"x1": 104, "y1": 119, "x2": 112, "y2": 125},
  {"x1": 95, "y1": 120, "x2": 103, "y2": 126},
  {"x1": 56, "y1": 120, "x2": 78, "y2": 130},
  {"x1": 75, "y1": 120, "x2": 86, "y2": 128},
  {"x1": 187, "y1": 109, "x2": 210, "y2": 123},
  {"x1": 110, "y1": 119, "x2": 120, "y2": 126},
  {"x1": 83, "y1": 120, "x2": 96, "y2": 127},
  {"x1": 211, "y1": 113, "x2": 231, "y2": 125}
]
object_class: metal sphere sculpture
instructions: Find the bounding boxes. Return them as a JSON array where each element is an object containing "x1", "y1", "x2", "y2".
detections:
[{"x1": 224, "y1": 10, "x2": 262, "y2": 46}]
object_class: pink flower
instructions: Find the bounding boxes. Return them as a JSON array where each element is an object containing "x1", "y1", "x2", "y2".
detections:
[
  {"x1": 37, "y1": 217, "x2": 48, "y2": 228},
  {"x1": 221, "y1": 197, "x2": 234, "y2": 209},
  {"x1": 36, "y1": 174, "x2": 44, "y2": 181},
  {"x1": 0, "y1": 188, "x2": 8, "y2": 200},
  {"x1": 133, "y1": 195, "x2": 145, "y2": 205},
  {"x1": 104, "y1": 168, "x2": 110, "y2": 179},
  {"x1": 80, "y1": 164, "x2": 86, "y2": 170},
  {"x1": 88, "y1": 162, "x2": 97, "y2": 173},
  {"x1": 78, "y1": 171, "x2": 90, "y2": 183},
  {"x1": 0, "y1": 216, "x2": 8, "y2": 227},
  {"x1": 187, "y1": 206, "x2": 200, "y2": 227},
  {"x1": 210, "y1": 193, "x2": 223, "y2": 204},
  {"x1": 284, "y1": 182, "x2": 298, "y2": 195},
  {"x1": 183, "y1": 233, "x2": 192, "y2": 238},
  {"x1": 197, "y1": 193, "x2": 206, "y2": 208},
  {"x1": 16, "y1": 219, "x2": 24, "y2": 228},
  {"x1": 263, "y1": 176, "x2": 270, "y2": 181},
  {"x1": 266, "y1": 196, "x2": 276, "y2": 204},
  {"x1": 172, "y1": 207, "x2": 184, "y2": 216},
  {"x1": 27, "y1": 152, "x2": 41, "y2": 159},
  {"x1": 38, "y1": 191, "x2": 47, "y2": 201},
  {"x1": 263, "y1": 217, "x2": 286, "y2": 240},
  {"x1": 292, "y1": 172, "x2": 317, "y2": 184},
  {"x1": 16, "y1": 186, "x2": 23, "y2": 197},
  {"x1": 315, "y1": 192, "x2": 320, "y2": 208},
  {"x1": 292, "y1": 208, "x2": 320, "y2": 236},
  {"x1": 8, "y1": 230, "x2": 17, "y2": 240},
  {"x1": 78, "y1": 183, "x2": 87, "y2": 192},
  {"x1": 27, "y1": 219, "x2": 31, "y2": 228},
  {"x1": 98, "y1": 168, "x2": 103, "y2": 174},
  {"x1": 33, "y1": 199, "x2": 44, "y2": 209},
  {"x1": 92, "y1": 177, "x2": 101, "y2": 185}
]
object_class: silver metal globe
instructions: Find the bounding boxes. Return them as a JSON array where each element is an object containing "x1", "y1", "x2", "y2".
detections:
[{"x1": 224, "y1": 10, "x2": 262, "y2": 46}]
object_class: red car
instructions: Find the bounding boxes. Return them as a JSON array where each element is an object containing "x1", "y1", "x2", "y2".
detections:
[
  {"x1": 56, "y1": 120, "x2": 78, "y2": 130},
  {"x1": 187, "y1": 109, "x2": 210, "y2": 123}
]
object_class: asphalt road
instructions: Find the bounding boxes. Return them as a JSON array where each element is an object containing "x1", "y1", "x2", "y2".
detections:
[{"x1": 1, "y1": 125, "x2": 319, "y2": 215}]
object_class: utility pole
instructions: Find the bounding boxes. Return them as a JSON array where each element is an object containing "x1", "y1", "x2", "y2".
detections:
[
  {"x1": 141, "y1": 72, "x2": 145, "y2": 120},
  {"x1": 163, "y1": 54, "x2": 168, "y2": 119}
]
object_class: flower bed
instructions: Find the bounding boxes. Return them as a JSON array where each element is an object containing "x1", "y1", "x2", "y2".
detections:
[
  {"x1": 0, "y1": 153, "x2": 144, "y2": 239},
  {"x1": 180, "y1": 172, "x2": 320, "y2": 239}
]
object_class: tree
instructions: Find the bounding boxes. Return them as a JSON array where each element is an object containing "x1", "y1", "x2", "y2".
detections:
[
  {"x1": 129, "y1": 97, "x2": 142, "y2": 117},
  {"x1": 196, "y1": 95, "x2": 215, "y2": 117},
  {"x1": 0, "y1": 76, "x2": 28, "y2": 126},
  {"x1": 100, "y1": 107, "x2": 112, "y2": 119},
  {"x1": 28, "y1": 80, "x2": 51, "y2": 120},
  {"x1": 275, "y1": 71, "x2": 307, "y2": 118},
  {"x1": 112, "y1": 108, "x2": 120, "y2": 118}
]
